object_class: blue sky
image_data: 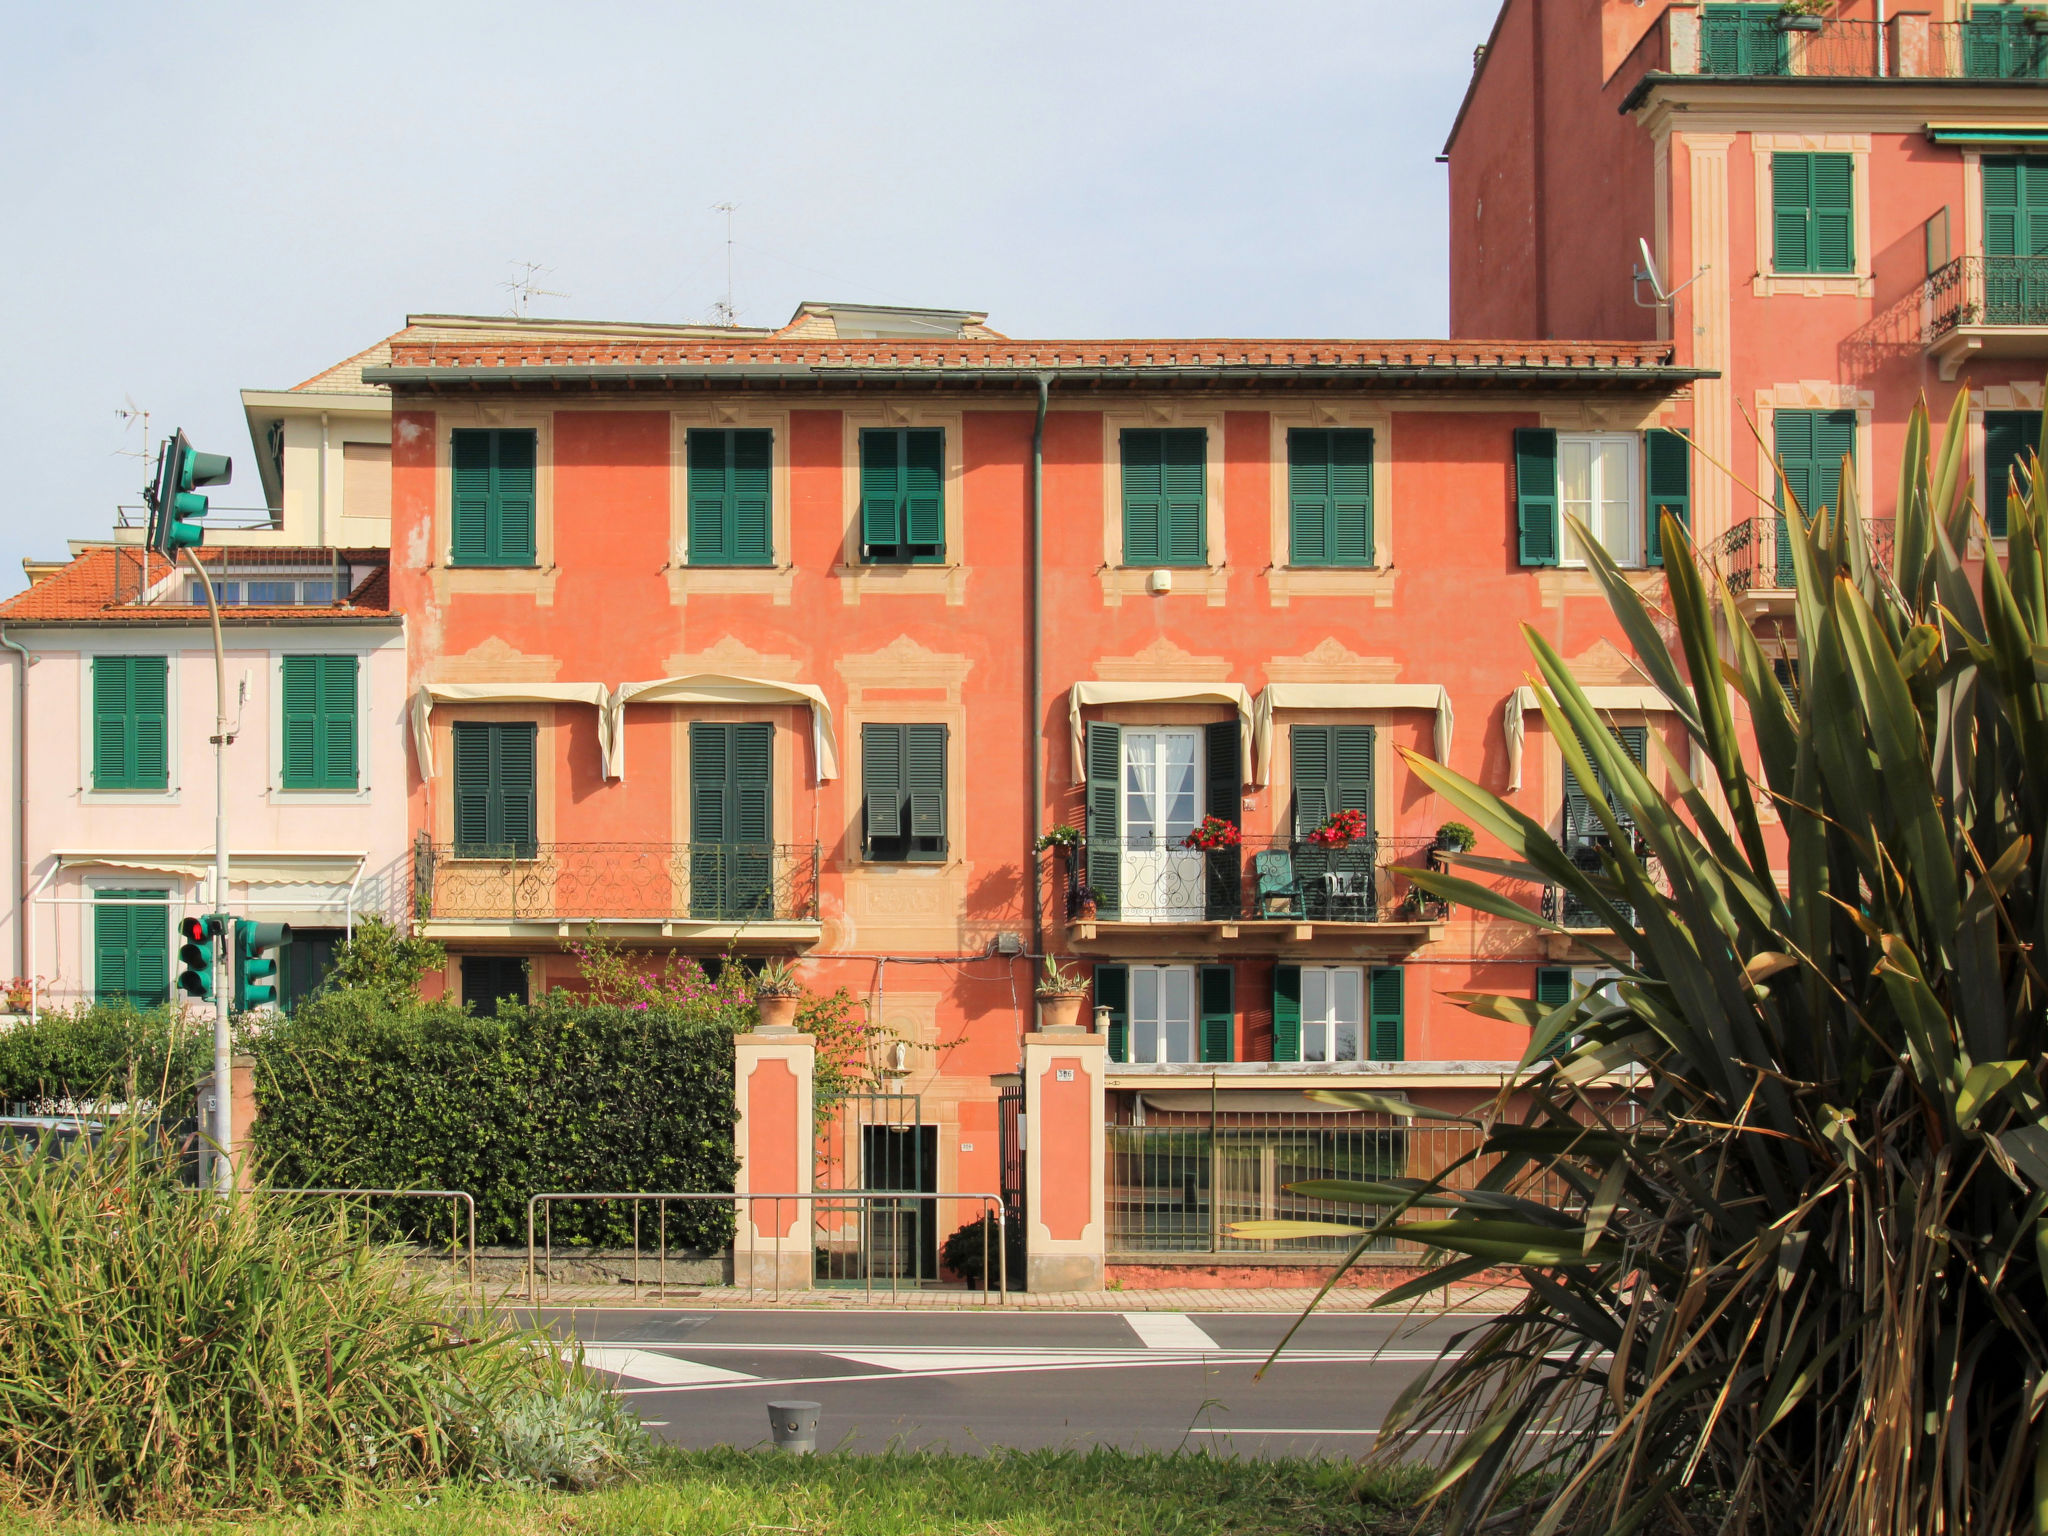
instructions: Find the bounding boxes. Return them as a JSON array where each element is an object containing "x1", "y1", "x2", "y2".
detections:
[{"x1": 0, "y1": 1, "x2": 1499, "y2": 593}]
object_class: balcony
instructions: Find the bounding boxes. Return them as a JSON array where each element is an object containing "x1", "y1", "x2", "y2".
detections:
[
  {"x1": 1925, "y1": 256, "x2": 2048, "y2": 378},
  {"x1": 1641, "y1": 8, "x2": 2048, "y2": 83},
  {"x1": 1701, "y1": 514, "x2": 1894, "y2": 616},
  {"x1": 1062, "y1": 834, "x2": 1448, "y2": 958},
  {"x1": 410, "y1": 839, "x2": 822, "y2": 945}
]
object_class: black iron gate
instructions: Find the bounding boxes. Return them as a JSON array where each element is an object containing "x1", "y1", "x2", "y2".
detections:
[
  {"x1": 817, "y1": 1090, "x2": 935, "y2": 1286},
  {"x1": 997, "y1": 1083, "x2": 1026, "y2": 1290}
]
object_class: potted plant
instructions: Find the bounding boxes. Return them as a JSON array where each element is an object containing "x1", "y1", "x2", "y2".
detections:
[
  {"x1": 1306, "y1": 808, "x2": 1371, "y2": 850},
  {"x1": 2029, "y1": 8, "x2": 2048, "y2": 35},
  {"x1": 1180, "y1": 815, "x2": 1242, "y2": 852},
  {"x1": 1777, "y1": 0, "x2": 1826, "y2": 31},
  {"x1": 1033, "y1": 824, "x2": 1082, "y2": 855},
  {"x1": 1035, "y1": 954, "x2": 1088, "y2": 1032},
  {"x1": 751, "y1": 957, "x2": 804, "y2": 1032},
  {"x1": 1074, "y1": 885, "x2": 1101, "y2": 921},
  {"x1": 1435, "y1": 820, "x2": 1477, "y2": 854},
  {"x1": 2, "y1": 977, "x2": 33, "y2": 1016}
]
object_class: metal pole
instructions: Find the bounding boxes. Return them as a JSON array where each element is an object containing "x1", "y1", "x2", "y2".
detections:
[{"x1": 182, "y1": 549, "x2": 232, "y2": 1196}]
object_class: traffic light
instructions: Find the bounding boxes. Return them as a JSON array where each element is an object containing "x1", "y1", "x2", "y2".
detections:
[
  {"x1": 176, "y1": 914, "x2": 225, "y2": 999},
  {"x1": 144, "y1": 429, "x2": 232, "y2": 558},
  {"x1": 232, "y1": 919, "x2": 291, "y2": 1011}
]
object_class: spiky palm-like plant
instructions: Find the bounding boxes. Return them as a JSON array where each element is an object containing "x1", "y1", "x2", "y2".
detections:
[{"x1": 1243, "y1": 391, "x2": 2048, "y2": 1534}]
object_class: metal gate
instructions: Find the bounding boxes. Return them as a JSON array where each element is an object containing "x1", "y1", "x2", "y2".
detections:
[
  {"x1": 997, "y1": 1083, "x2": 1026, "y2": 1289},
  {"x1": 816, "y1": 1090, "x2": 935, "y2": 1286}
]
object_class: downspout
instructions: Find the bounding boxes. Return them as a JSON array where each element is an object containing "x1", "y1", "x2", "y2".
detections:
[
  {"x1": 1028, "y1": 373, "x2": 1051, "y2": 973},
  {"x1": 1876, "y1": 0, "x2": 1887, "y2": 77},
  {"x1": 318, "y1": 413, "x2": 331, "y2": 545},
  {"x1": 0, "y1": 623, "x2": 29, "y2": 984}
]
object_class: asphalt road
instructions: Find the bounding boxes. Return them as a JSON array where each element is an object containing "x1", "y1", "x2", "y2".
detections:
[{"x1": 518, "y1": 1306, "x2": 1492, "y2": 1457}]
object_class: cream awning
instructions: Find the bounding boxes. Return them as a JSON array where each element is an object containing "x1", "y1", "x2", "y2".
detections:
[
  {"x1": 1251, "y1": 684, "x2": 1453, "y2": 786},
  {"x1": 1504, "y1": 684, "x2": 1678, "y2": 793},
  {"x1": 1067, "y1": 682, "x2": 1255, "y2": 785},
  {"x1": 606, "y1": 675, "x2": 840, "y2": 781},
  {"x1": 53, "y1": 851, "x2": 368, "y2": 886},
  {"x1": 410, "y1": 683, "x2": 613, "y2": 779}
]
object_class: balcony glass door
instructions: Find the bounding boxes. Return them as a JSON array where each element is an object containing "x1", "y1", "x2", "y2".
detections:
[
  {"x1": 1983, "y1": 157, "x2": 2048, "y2": 326},
  {"x1": 1122, "y1": 729, "x2": 1203, "y2": 921},
  {"x1": 1131, "y1": 964, "x2": 1198, "y2": 1063}
]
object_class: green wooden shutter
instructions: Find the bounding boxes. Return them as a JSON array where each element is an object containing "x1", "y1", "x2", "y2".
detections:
[
  {"x1": 903, "y1": 429, "x2": 945, "y2": 550},
  {"x1": 92, "y1": 656, "x2": 132, "y2": 789},
  {"x1": 1773, "y1": 153, "x2": 1814, "y2": 272},
  {"x1": 731, "y1": 721, "x2": 774, "y2": 912},
  {"x1": 449, "y1": 430, "x2": 535, "y2": 565},
  {"x1": 1120, "y1": 429, "x2": 1162, "y2": 564},
  {"x1": 93, "y1": 656, "x2": 168, "y2": 790},
  {"x1": 93, "y1": 896, "x2": 132, "y2": 1003},
  {"x1": 281, "y1": 657, "x2": 320, "y2": 787},
  {"x1": 281, "y1": 656, "x2": 358, "y2": 790},
  {"x1": 687, "y1": 430, "x2": 731, "y2": 564},
  {"x1": 1985, "y1": 410, "x2": 2032, "y2": 538},
  {"x1": 493, "y1": 430, "x2": 537, "y2": 562},
  {"x1": 731, "y1": 430, "x2": 773, "y2": 565},
  {"x1": 1329, "y1": 429, "x2": 1373, "y2": 565},
  {"x1": 1368, "y1": 965, "x2": 1404, "y2": 1062},
  {"x1": 860, "y1": 430, "x2": 903, "y2": 550},
  {"x1": 1332, "y1": 726, "x2": 1374, "y2": 817},
  {"x1": 1272, "y1": 964, "x2": 1302, "y2": 1063},
  {"x1": 1515, "y1": 428, "x2": 1559, "y2": 566},
  {"x1": 96, "y1": 891, "x2": 168, "y2": 1007},
  {"x1": 1987, "y1": 157, "x2": 2021, "y2": 258},
  {"x1": 1775, "y1": 410, "x2": 1855, "y2": 586},
  {"x1": 1700, "y1": 5, "x2": 1787, "y2": 73},
  {"x1": 496, "y1": 724, "x2": 538, "y2": 854},
  {"x1": 1535, "y1": 966, "x2": 1573, "y2": 1010},
  {"x1": 1966, "y1": 7, "x2": 2047, "y2": 79},
  {"x1": 1199, "y1": 964, "x2": 1234, "y2": 1063},
  {"x1": 1811, "y1": 154, "x2": 1854, "y2": 274},
  {"x1": 862, "y1": 722, "x2": 905, "y2": 847},
  {"x1": 1204, "y1": 721, "x2": 1241, "y2": 920},
  {"x1": 1700, "y1": 7, "x2": 1740, "y2": 72},
  {"x1": 453, "y1": 723, "x2": 492, "y2": 849},
  {"x1": 451, "y1": 430, "x2": 492, "y2": 564},
  {"x1": 1085, "y1": 721, "x2": 1122, "y2": 919},
  {"x1": 320, "y1": 656, "x2": 359, "y2": 788},
  {"x1": 1161, "y1": 429, "x2": 1206, "y2": 565},
  {"x1": 1288, "y1": 429, "x2": 1331, "y2": 565},
  {"x1": 1292, "y1": 726, "x2": 1332, "y2": 835},
  {"x1": 905, "y1": 723, "x2": 947, "y2": 853},
  {"x1": 689, "y1": 722, "x2": 730, "y2": 918},
  {"x1": 1562, "y1": 757, "x2": 1596, "y2": 848},
  {"x1": 1644, "y1": 428, "x2": 1691, "y2": 566},
  {"x1": 1095, "y1": 965, "x2": 1129, "y2": 1062},
  {"x1": 1288, "y1": 429, "x2": 1373, "y2": 566}
]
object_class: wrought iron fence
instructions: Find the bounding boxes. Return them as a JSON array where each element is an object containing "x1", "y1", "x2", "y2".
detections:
[
  {"x1": 1064, "y1": 834, "x2": 1450, "y2": 926},
  {"x1": 412, "y1": 838, "x2": 821, "y2": 923},
  {"x1": 1923, "y1": 19, "x2": 2048, "y2": 80},
  {"x1": 1691, "y1": 16, "x2": 1882, "y2": 78},
  {"x1": 1927, "y1": 255, "x2": 2048, "y2": 336},
  {"x1": 1701, "y1": 514, "x2": 1894, "y2": 598},
  {"x1": 1105, "y1": 1100, "x2": 1585, "y2": 1258}
]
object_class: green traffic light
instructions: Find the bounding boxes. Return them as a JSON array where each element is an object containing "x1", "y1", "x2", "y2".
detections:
[
  {"x1": 144, "y1": 432, "x2": 231, "y2": 558},
  {"x1": 176, "y1": 914, "x2": 223, "y2": 999},
  {"x1": 181, "y1": 448, "x2": 232, "y2": 490},
  {"x1": 233, "y1": 918, "x2": 291, "y2": 1010}
]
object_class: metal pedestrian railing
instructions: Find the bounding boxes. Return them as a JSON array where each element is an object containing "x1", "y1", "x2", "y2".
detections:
[
  {"x1": 413, "y1": 838, "x2": 822, "y2": 923},
  {"x1": 523, "y1": 1190, "x2": 1009, "y2": 1304},
  {"x1": 1065, "y1": 833, "x2": 1450, "y2": 926},
  {"x1": 267, "y1": 1188, "x2": 478, "y2": 1287}
]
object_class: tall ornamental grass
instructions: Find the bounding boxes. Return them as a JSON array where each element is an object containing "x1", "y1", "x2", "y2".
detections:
[
  {"x1": 1246, "y1": 390, "x2": 2048, "y2": 1534},
  {"x1": 0, "y1": 1117, "x2": 645, "y2": 1517}
]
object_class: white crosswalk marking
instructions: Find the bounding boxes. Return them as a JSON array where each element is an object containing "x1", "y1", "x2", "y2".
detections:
[
  {"x1": 1122, "y1": 1312, "x2": 1219, "y2": 1350},
  {"x1": 828, "y1": 1350, "x2": 1133, "y2": 1374},
  {"x1": 574, "y1": 1347, "x2": 759, "y2": 1386}
]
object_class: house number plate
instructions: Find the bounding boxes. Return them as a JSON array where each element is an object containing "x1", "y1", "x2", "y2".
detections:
[{"x1": 1056, "y1": 1069, "x2": 1075, "y2": 1081}]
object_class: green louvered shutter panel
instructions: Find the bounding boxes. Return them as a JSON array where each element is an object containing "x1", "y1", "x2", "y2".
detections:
[
  {"x1": 1814, "y1": 412, "x2": 1855, "y2": 515},
  {"x1": 1774, "y1": 153, "x2": 1815, "y2": 272},
  {"x1": 1811, "y1": 154, "x2": 1854, "y2": 273},
  {"x1": 1204, "y1": 720, "x2": 1241, "y2": 920},
  {"x1": 1562, "y1": 756, "x2": 1596, "y2": 848},
  {"x1": 1987, "y1": 157, "x2": 2021, "y2": 258},
  {"x1": 905, "y1": 723, "x2": 947, "y2": 852},
  {"x1": 903, "y1": 429, "x2": 945, "y2": 550},
  {"x1": 1772, "y1": 655, "x2": 1801, "y2": 709},
  {"x1": 92, "y1": 656, "x2": 133, "y2": 789},
  {"x1": 1699, "y1": 7, "x2": 1743, "y2": 73},
  {"x1": 689, "y1": 722, "x2": 730, "y2": 917},
  {"x1": 97, "y1": 892, "x2": 168, "y2": 1006},
  {"x1": 1288, "y1": 429, "x2": 1331, "y2": 564},
  {"x1": 94, "y1": 897, "x2": 132, "y2": 1003},
  {"x1": 493, "y1": 430, "x2": 537, "y2": 562},
  {"x1": 281, "y1": 657, "x2": 321, "y2": 787},
  {"x1": 1614, "y1": 727, "x2": 1648, "y2": 839},
  {"x1": 1329, "y1": 429, "x2": 1373, "y2": 564},
  {"x1": 450, "y1": 430, "x2": 492, "y2": 564},
  {"x1": 452, "y1": 722, "x2": 492, "y2": 850},
  {"x1": 731, "y1": 430, "x2": 773, "y2": 565},
  {"x1": 130, "y1": 657, "x2": 168, "y2": 790},
  {"x1": 1514, "y1": 428, "x2": 1559, "y2": 566},
  {"x1": 1985, "y1": 410, "x2": 2032, "y2": 538},
  {"x1": 281, "y1": 656, "x2": 357, "y2": 789},
  {"x1": 319, "y1": 655, "x2": 359, "y2": 788},
  {"x1": 731, "y1": 721, "x2": 774, "y2": 914},
  {"x1": 1332, "y1": 726, "x2": 1374, "y2": 818},
  {"x1": 1964, "y1": 10, "x2": 2006, "y2": 77},
  {"x1": 1368, "y1": 965, "x2": 1404, "y2": 1062},
  {"x1": 862, "y1": 722, "x2": 905, "y2": 846},
  {"x1": 687, "y1": 430, "x2": 731, "y2": 564},
  {"x1": 1085, "y1": 722, "x2": 1122, "y2": 918},
  {"x1": 1271, "y1": 965, "x2": 1302, "y2": 1063},
  {"x1": 1161, "y1": 429, "x2": 1206, "y2": 565},
  {"x1": 1199, "y1": 964, "x2": 1234, "y2": 1063},
  {"x1": 1292, "y1": 726, "x2": 1332, "y2": 836},
  {"x1": 496, "y1": 724, "x2": 537, "y2": 855},
  {"x1": 1644, "y1": 428, "x2": 1690, "y2": 566},
  {"x1": 860, "y1": 430, "x2": 903, "y2": 550},
  {"x1": 1699, "y1": 5, "x2": 1786, "y2": 73},
  {"x1": 1121, "y1": 430, "x2": 1163, "y2": 564},
  {"x1": 1535, "y1": 966, "x2": 1573, "y2": 1011},
  {"x1": 1095, "y1": 965, "x2": 1129, "y2": 1062},
  {"x1": 1775, "y1": 409, "x2": 1856, "y2": 588}
]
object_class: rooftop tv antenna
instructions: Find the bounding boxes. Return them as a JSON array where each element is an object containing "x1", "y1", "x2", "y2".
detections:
[
  {"x1": 114, "y1": 398, "x2": 151, "y2": 465},
  {"x1": 1633, "y1": 237, "x2": 1709, "y2": 309},
  {"x1": 710, "y1": 201, "x2": 739, "y2": 326},
  {"x1": 502, "y1": 261, "x2": 567, "y2": 318}
]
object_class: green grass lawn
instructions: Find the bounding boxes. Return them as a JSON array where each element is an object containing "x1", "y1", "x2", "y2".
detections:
[{"x1": 0, "y1": 1447, "x2": 1435, "y2": 1535}]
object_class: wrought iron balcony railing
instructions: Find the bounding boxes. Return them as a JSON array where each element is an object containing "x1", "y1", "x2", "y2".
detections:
[
  {"x1": 1062, "y1": 834, "x2": 1449, "y2": 926},
  {"x1": 411, "y1": 839, "x2": 820, "y2": 924},
  {"x1": 1927, "y1": 255, "x2": 2048, "y2": 337},
  {"x1": 1701, "y1": 514, "x2": 1894, "y2": 599},
  {"x1": 1689, "y1": 17, "x2": 1881, "y2": 79}
]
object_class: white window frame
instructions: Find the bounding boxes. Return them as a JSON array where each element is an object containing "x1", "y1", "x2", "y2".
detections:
[
  {"x1": 1300, "y1": 964, "x2": 1367, "y2": 1063},
  {"x1": 1128, "y1": 963, "x2": 1199, "y2": 1064},
  {"x1": 1556, "y1": 432, "x2": 1643, "y2": 570}
]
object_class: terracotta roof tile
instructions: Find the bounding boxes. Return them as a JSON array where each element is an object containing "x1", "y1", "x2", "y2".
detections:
[{"x1": 0, "y1": 547, "x2": 395, "y2": 625}]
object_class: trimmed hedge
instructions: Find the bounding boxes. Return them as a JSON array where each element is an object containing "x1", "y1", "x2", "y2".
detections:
[
  {"x1": 0, "y1": 1004, "x2": 211, "y2": 1113},
  {"x1": 248, "y1": 992, "x2": 738, "y2": 1248}
]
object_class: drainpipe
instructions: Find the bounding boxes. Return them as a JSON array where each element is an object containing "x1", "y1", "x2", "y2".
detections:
[
  {"x1": 318, "y1": 413, "x2": 330, "y2": 545},
  {"x1": 1028, "y1": 373, "x2": 1051, "y2": 969},
  {"x1": 0, "y1": 623, "x2": 29, "y2": 983}
]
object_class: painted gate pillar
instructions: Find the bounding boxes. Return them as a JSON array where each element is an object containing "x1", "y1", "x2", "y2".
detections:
[
  {"x1": 733, "y1": 1026, "x2": 815, "y2": 1291},
  {"x1": 1021, "y1": 1025, "x2": 1107, "y2": 1291},
  {"x1": 195, "y1": 1053, "x2": 258, "y2": 1192}
]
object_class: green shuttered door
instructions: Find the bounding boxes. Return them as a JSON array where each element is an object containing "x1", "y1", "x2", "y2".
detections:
[
  {"x1": 1643, "y1": 429, "x2": 1690, "y2": 566},
  {"x1": 690, "y1": 721, "x2": 774, "y2": 917},
  {"x1": 1982, "y1": 158, "x2": 2048, "y2": 325},
  {"x1": 1985, "y1": 410, "x2": 2034, "y2": 539},
  {"x1": 1095, "y1": 964, "x2": 1130, "y2": 1063},
  {"x1": 281, "y1": 655, "x2": 358, "y2": 789},
  {"x1": 1965, "y1": 7, "x2": 2048, "y2": 79},
  {"x1": 1085, "y1": 721, "x2": 1122, "y2": 919},
  {"x1": 1700, "y1": 5, "x2": 1789, "y2": 75},
  {"x1": 1774, "y1": 409, "x2": 1855, "y2": 586},
  {"x1": 452, "y1": 722, "x2": 537, "y2": 855},
  {"x1": 1121, "y1": 429, "x2": 1205, "y2": 566},
  {"x1": 1292, "y1": 725, "x2": 1373, "y2": 918},
  {"x1": 688, "y1": 429, "x2": 774, "y2": 566},
  {"x1": 1288, "y1": 428, "x2": 1374, "y2": 566},
  {"x1": 1515, "y1": 428, "x2": 1559, "y2": 566},
  {"x1": 95, "y1": 891, "x2": 169, "y2": 1006},
  {"x1": 449, "y1": 429, "x2": 536, "y2": 566}
]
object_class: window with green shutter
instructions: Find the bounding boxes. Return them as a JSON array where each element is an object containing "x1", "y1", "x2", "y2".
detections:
[
  {"x1": 1562, "y1": 726, "x2": 1648, "y2": 850},
  {"x1": 1272, "y1": 964, "x2": 1302, "y2": 1063},
  {"x1": 862, "y1": 722, "x2": 948, "y2": 862},
  {"x1": 1699, "y1": 4, "x2": 1790, "y2": 75},
  {"x1": 1774, "y1": 409, "x2": 1856, "y2": 586},
  {"x1": 1094, "y1": 964, "x2": 1130, "y2": 1062},
  {"x1": 1772, "y1": 153, "x2": 1855, "y2": 275},
  {"x1": 1084, "y1": 721, "x2": 1122, "y2": 920},
  {"x1": 1985, "y1": 411, "x2": 2034, "y2": 539},
  {"x1": 449, "y1": 429, "x2": 537, "y2": 567},
  {"x1": 1199, "y1": 964, "x2": 1234, "y2": 1063},
  {"x1": 280, "y1": 655, "x2": 359, "y2": 790},
  {"x1": 1965, "y1": 6, "x2": 2048, "y2": 79},
  {"x1": 1514, "y1": 428, "x2": 1560, "y2": 567},
  {"x1": 95, "y1": 890, "x2": 169, "y2": 1007},
  {"x1": 1644, "y1": 428, "x2": 1691, "y2": 566},
  {"x1": 687, "y1": 429, "x2": 773, "y2": 566},
  {"x1": 92, "y1": 655, "x2": 169, "y2": 791},
  {"x1": 1535, "y1": 966, "x2": 1574, "y2": 1011},
  {"x1": 460, "y1": 955, "x2": 529, "y2": 1016},
  {"x1": 1120, "y1": 429, "x2": 1206, "y2": 566},
  {"x1": 451, "y1": 722, "x2": 537, "y2": 857},
  {"x1": 1287, "y1": 429, "x2": 1374, "y2": 566},
  {"x1": 1982, "y1": 158, "x2": 2048, "y2": 324},
  {"x1": 1368, "y1": 965, "x2": 1404, "y2": 1062},
  {"x1": 1291, "y1": 725, "x2": 1374, "y2": 920},
  {"x1": 860, "y1": 429, "x2": 945, "y2": 564},
  {"x1": 689, "y1": 721, "x2": 774, "y2": 918}
]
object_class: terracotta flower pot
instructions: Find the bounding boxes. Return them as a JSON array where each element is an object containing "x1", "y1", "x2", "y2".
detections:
[
  {"x1": 1035, "y1": 991, "x2": 1086, "y2": 1032},
  {"x1": 754, "y1": 993, "x2": 801, "y2": 1032}
]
